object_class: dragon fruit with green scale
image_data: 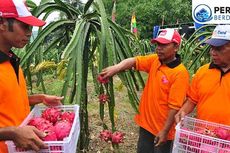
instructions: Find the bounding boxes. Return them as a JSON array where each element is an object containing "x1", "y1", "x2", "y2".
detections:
[
  {"x1": 54, "y1": 120, "x2": 72, "y2": 140},
  {"x1": 28, "y1": 117, "x2": 47, "y2": 127},
  {"x1": 27, "y1": 117, "x2": 53, "y2": 131},
  {"x1": 99, "y1": 130, "x2": 112, "y2": 142},
  {"x1": 111, "y1": 131, "x2": 125, "y2": 144},
  {"x1": 61, "y1": 112, "x2": 75, "y2": 123},
  {"x1": 41, "y1": 107, "x2": 62, "y2": 124},
  {"x1": 43, "y1": 128, "x2": 57, "y2": 141}
]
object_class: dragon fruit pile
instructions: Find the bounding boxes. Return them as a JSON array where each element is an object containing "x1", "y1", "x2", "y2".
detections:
[
  {"x1": 99, "y1": 130, "x2": 125, "y2": 144},
  {"x1": 27, "y1": 107, "x2": 75, "y2": 141},
  {"x1": 179, "y1": 127, "x2": 230, "y2": 152}
]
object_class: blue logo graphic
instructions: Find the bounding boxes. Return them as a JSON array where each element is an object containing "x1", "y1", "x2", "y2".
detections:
[{"x1": 193, "y1": 4, "x2": 213, "y2": 22}]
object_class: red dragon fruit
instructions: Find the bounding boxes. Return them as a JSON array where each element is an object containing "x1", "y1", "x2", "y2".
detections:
[
  {"x1": 54, "y1": 121, "x2": 72, "y2": 140},
  {"x1": 28, "y1": 117, "x2": 47, "y2": 127},
  {"x1": 214, "y1": 127, "x2": 229, "y2": 140},
  {"x1": 99, "y1": 94, "x2": 109, "y2": 104},
  {"x1": 227, "y1": 135, "x2": 230, "y2": 141},
  {"x1": 41, "y1": 107, "x2": 62, "y2": 124},
  {"x1": 111, "y1": 131, "x2": 125, "y2": 144},
  {"x1": 61, "y1": 112, "x2": 75, "y2": 123},
  {"x1": 99, "y1": 130, "x2": 112, "y2": 142},
  {"x1": 43, "y1": 128, "x2": 62, "y2": 153},
  {"x1": 43, "y1": 129, "x2": 57, "y2": 141},
  {"x1": 37, "y1": 121, "x2": 53, "y2": 132},
  {"x1": 28, "y1": 117, "x2": 53, "y2": 131},
  {"x1": 97, "y1": 75, "x2": 109, "y2": 84}
]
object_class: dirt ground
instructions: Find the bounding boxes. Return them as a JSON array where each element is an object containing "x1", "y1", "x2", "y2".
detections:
[{"x1": 86, "y1": 78, "x2": 140, "y2": 153}]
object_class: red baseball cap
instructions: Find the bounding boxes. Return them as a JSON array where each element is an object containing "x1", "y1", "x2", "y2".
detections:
[
  {"x1": 151, "y1": 28, "x2": 181, "y2": 45},
  {"x1": 0, "y1": 0, "x2": 46, "y2": 27}
]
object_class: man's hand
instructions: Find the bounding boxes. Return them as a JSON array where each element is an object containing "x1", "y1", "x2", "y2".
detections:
[
  {"x1": 99, "y1": 57, "x2": 136, "y2": 80},
  {"x1": 99, "y1": 65, "x2": 119, "y2": 80},
  {"x1": 29, "y1": 94, "x2": 64, "y2": 106},
  {"x1": 13, "y1": 126, "x2": 47, "y2": 151},
  {"x1": 154, "y1": 130, "x2": 168, "y2": 147},
  {"x1": 175, "y1": 111, "x2": 186, "y2": 124},
  {"x1": 42, "y1": 95, "x2": 64, "y2": 106}
]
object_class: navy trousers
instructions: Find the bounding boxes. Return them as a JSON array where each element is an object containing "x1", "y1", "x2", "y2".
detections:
[{"x1": 137, "y1": 127, "x2": 173, "y2": 153}]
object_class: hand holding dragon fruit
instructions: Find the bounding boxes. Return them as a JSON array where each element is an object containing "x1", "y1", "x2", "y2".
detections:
[{"x1": 97, "y1": 75, "x2": 109, "y2": 84}]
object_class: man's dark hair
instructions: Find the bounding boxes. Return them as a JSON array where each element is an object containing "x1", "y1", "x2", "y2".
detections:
[
  {"x1": 0, "y1": 17, "x2": 3, "y2": 24},
  {"x1": 6, "y1": 18, "x2": 14, "y2": 32}
]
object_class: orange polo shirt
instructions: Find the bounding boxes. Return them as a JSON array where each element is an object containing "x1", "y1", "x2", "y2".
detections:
[
  {"x1": 134, "y1": 54, "x2": 189, "y2": 140},
  {"x1": 0, "y1": 51, "x2": 30, "y2": 153},
  {"x1": 188, "y1": 63, "x2": 230, "y2": 125}
]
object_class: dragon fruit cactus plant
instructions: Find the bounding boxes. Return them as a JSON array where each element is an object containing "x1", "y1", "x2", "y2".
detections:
[{"x1": 41, "y1": 107, "x2": 62, "y2": 124}]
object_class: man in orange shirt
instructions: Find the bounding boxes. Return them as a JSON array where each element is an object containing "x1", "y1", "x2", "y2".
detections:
[
  {"x1": 0, "y1": 0, "x2": 63, "y2": 152},
  {"x1": 99, "y1": 29, "x2": 189, "y2": 153},
  {"x1": 175, "y1": 24, "x2": 230, "y2": 126}
]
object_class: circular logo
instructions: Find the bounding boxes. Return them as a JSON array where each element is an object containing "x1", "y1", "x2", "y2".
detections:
[{"x1": 193, "y1": 4, "x2": 213, "y2": 22}]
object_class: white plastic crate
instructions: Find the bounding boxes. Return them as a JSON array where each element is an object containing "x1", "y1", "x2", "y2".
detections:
[
  {"x1": 172, "y1": 116, "x2": 230, "y2": 153},
  {"x1": 6, "y1": 105, "x2": 80, "y2": 153}
]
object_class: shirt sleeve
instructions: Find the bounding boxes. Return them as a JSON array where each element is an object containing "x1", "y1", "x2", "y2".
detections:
[
  {"x1": 168, "y1": 69, "x2": 190, "y2": 110},
  {"x1": 135, "y1": 54, "x2": 158, "y2": 73}
]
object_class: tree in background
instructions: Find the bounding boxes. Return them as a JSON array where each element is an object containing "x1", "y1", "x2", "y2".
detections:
[{"x1": 103, "y1": 0, "x2": 192, "y2": 39}]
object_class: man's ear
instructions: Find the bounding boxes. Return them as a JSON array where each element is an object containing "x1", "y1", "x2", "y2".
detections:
[{"x1": 174, "y1": 44, "x2": 180, "y2": 52}]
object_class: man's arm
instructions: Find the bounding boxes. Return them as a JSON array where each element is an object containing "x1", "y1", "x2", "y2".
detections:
[
  {"x1": 29, "y1": 94, "x2": 63, "y2": 106},
  {"x1": 154, "y1": 109, "x2": 178, "y2": 146},
  {"x1": 99, "y1": 57, "x2": 136, "y2": 79},
  {"x1": 0, "y1": 126, "x2": 47, "y2": 151},
  {"x1": 175, "y1": 98, "x2": 196, "y2": 123}
]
